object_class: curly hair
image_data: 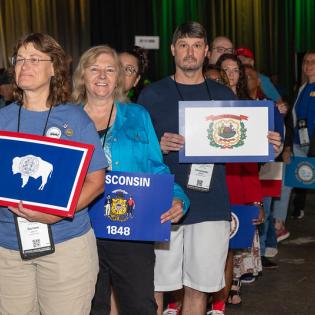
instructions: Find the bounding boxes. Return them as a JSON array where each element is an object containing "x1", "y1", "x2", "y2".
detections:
[
  {"x1": 9, "y1": 33, "x2": 70, "y2": 106},
  {"x1": 216, "y1": 53, "x2": 251, "y2": 100},
  {"x1": 119, "y1": 46, "x2": 149, "y2": 76},
  {"x1": 72, "y1": 45, "x2": 128, "y2": 105}
]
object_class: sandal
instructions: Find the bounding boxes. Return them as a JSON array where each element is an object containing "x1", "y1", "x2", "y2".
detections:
[{"x1": 227, "y1": 279, "x2": 242, "y2": 305}]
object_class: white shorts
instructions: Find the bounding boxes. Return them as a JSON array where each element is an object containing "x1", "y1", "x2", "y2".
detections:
[{"x1": 154, "y1": 221, "x2": 230, "y2": 293}]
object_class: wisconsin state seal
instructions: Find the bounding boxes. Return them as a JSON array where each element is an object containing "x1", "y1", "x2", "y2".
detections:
[{"x1": 105, "y1": 189, "x2": 136, "y2": 222}]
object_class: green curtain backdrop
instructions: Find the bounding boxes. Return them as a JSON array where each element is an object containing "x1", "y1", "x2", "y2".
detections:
[
  {"x1": 1, "y1": 0, "x2": 315, "y2": 101},
  {"x1": 0, "y1": 0, "x2": 90, "y2": 69},
  {"x1": 150, "y1": 0, "x2": 315, "y2": 101}
]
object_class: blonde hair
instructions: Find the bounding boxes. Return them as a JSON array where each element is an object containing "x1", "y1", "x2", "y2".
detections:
[{"x1": 72, "y1": 45, "x2": 128, "y2": 104}]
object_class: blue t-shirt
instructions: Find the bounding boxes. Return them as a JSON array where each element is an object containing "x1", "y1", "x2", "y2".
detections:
[
  {"x1": 259, "y1": 73, "x2": 281, "y2": 102},
  {"x1": 294, "y1": 83, "x2": 315, "y2": 144},
  {"x1": 138, "y1": 77, "x2": 236, "y2": 224},
  {"x1": 0, "y1": 103, "x2": 108, "y2": 250}
]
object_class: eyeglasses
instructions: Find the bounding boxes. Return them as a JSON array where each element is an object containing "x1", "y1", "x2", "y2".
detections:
[
  {"x1": 12, "y1": 56, "x2": 52, "y2": 66},
  {"x1": 124, "y1": 65, "x2": 138, "y2": 77},
  {"x1": 223, "y1": 68, "x2": 240, "y2": 75},
  {"x1": 212, "y1": 47, "x2": 234, "y2": 54},
  {"x1": 87, "y1": 66, "x2": 117, "y2": 76}
]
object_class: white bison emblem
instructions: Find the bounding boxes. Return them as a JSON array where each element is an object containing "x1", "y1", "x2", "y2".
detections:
[{"x1": 12, "y1": 155, "x2": 53, "y2": 190}]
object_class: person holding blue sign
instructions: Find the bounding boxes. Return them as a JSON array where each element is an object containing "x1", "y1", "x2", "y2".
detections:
[
  {"x1": 286, "y1": 51, "x2": 315, "y2": 219},
  {"x1": 72, "y1": 45, "x2": 189, "y2": 315},
  {"x1": 0, "y1": 33, "x2": 107, "y2": 315}
]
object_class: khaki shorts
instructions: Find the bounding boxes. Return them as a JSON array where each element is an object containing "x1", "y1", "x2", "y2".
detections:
[
  {"x1": 0, "y1": 229, "x2": 98, "y2": 315},
  {"x1": 154, "y1": 221, "x2": 230, "y2": 293}
]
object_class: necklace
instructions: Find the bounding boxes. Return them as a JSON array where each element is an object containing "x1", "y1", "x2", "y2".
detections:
[
  {"x1": 101, "y1": 102, "x2": 115, "y2": 148},
  {"x1": 173, "y1": 74, "x2": 212, "y2": 101},
  {"x1": 17, "y1": 104, "x2": 53, "y2": 136}
]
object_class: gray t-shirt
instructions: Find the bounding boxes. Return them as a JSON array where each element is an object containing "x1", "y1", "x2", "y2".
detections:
[{"x1": 0, "y1": 103, "x2": 107, "y2": 250}]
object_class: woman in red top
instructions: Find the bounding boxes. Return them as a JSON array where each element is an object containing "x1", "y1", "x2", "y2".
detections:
[{"x1": 208, "y1": 54, "x2": 281, "y2": 313}]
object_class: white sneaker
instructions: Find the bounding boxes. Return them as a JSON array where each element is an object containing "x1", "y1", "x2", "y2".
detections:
[
  {"x1": 298, "y1": 210, "x2": 305, "y2": 219},
  {"x1": 163, "y1": 309, "x2": 179, "y2": 315},
  {"x1": 265, "y1": 247, "x2": 278, "y2": 258},
  {"x1": 207, "y1": 310, "x2": 225, "y2": 315}
]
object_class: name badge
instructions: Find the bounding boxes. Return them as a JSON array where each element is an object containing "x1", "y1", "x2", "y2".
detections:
[
  {"x1": 14, "y1": 216, "x2": 55, "y2": 260},
  {"x1": 187, "y1": 164, "x2": 214, "y2": 191},
  {"x1": 298, "y1": 119, "x2": 310, "y2": 146}
]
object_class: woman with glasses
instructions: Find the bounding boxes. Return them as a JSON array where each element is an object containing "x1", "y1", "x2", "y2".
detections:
[
  {"x1": 0, "y1": 33, "x2": 107, "y2": 315},
  {"x1": 72, "y1": 45, "x2": 189, "y2": 315},
  {"x1": 119, "y1": 46, "x2": 148, "y2": 100}
]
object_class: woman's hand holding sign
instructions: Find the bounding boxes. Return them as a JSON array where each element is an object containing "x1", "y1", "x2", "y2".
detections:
[
  {"x1": 9, "y1": 201, "x2": 62, "y2": 224},
  {"x1": 160, "y1": 198, "x2": 184, "y2": 223}
]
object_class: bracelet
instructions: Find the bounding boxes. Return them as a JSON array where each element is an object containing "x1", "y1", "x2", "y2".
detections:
[{"x1": 252, "y1": 201, "x2": 263, "y2": 207}]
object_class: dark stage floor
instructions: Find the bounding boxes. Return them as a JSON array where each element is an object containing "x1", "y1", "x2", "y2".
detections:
[{"x1": 228, "y1": 190, "x2": 315, "y2": 315}]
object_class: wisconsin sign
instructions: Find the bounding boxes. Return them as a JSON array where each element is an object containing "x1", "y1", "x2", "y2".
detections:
[{"x1": 89, "y1": 170, "x2": 174, "y2": 242}]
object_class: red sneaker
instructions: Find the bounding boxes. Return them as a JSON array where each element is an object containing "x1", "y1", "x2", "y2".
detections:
[
  {"x1": 163, "y1": 303, "x2": 181, "y2": 315},
  {"x1": 276, "y1": 228, "x2": 290, "y2": 242},
  {"x1": 206, "y1": 301, "x2": 225, "y2": 315}
]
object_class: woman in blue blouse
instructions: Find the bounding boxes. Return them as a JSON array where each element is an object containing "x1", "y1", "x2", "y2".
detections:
[{"x1": 72, "y1": 45, "x2": 189, "y2": 315}]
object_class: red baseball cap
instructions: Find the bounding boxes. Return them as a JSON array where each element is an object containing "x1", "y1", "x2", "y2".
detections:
[{"x1": 236, "y1": 47, "x2": 254, "y2": 59}]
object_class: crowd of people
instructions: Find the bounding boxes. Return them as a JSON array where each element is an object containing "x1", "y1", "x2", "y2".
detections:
[{"x1": 0, "y1": 20, "x2": 313, "y2": 315}]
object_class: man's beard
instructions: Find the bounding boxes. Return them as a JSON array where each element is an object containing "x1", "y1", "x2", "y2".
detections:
[{"x1": 178, "y1": 56, "x2": 203, "y2": 72}]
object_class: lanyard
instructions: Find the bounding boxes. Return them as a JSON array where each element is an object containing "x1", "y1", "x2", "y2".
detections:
[
  {"x1": 101, "y1": 102, "x2": 115, "y2": 148},
  {"x1": 173, "y1": 75, "x2": 212, "y2": 101},
  {"x1": 15, "y1": 104, "x2": 55, "y2": 260},
  {"x1": 17, "y1": 104, "x2": 53, "y2": 136}
]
